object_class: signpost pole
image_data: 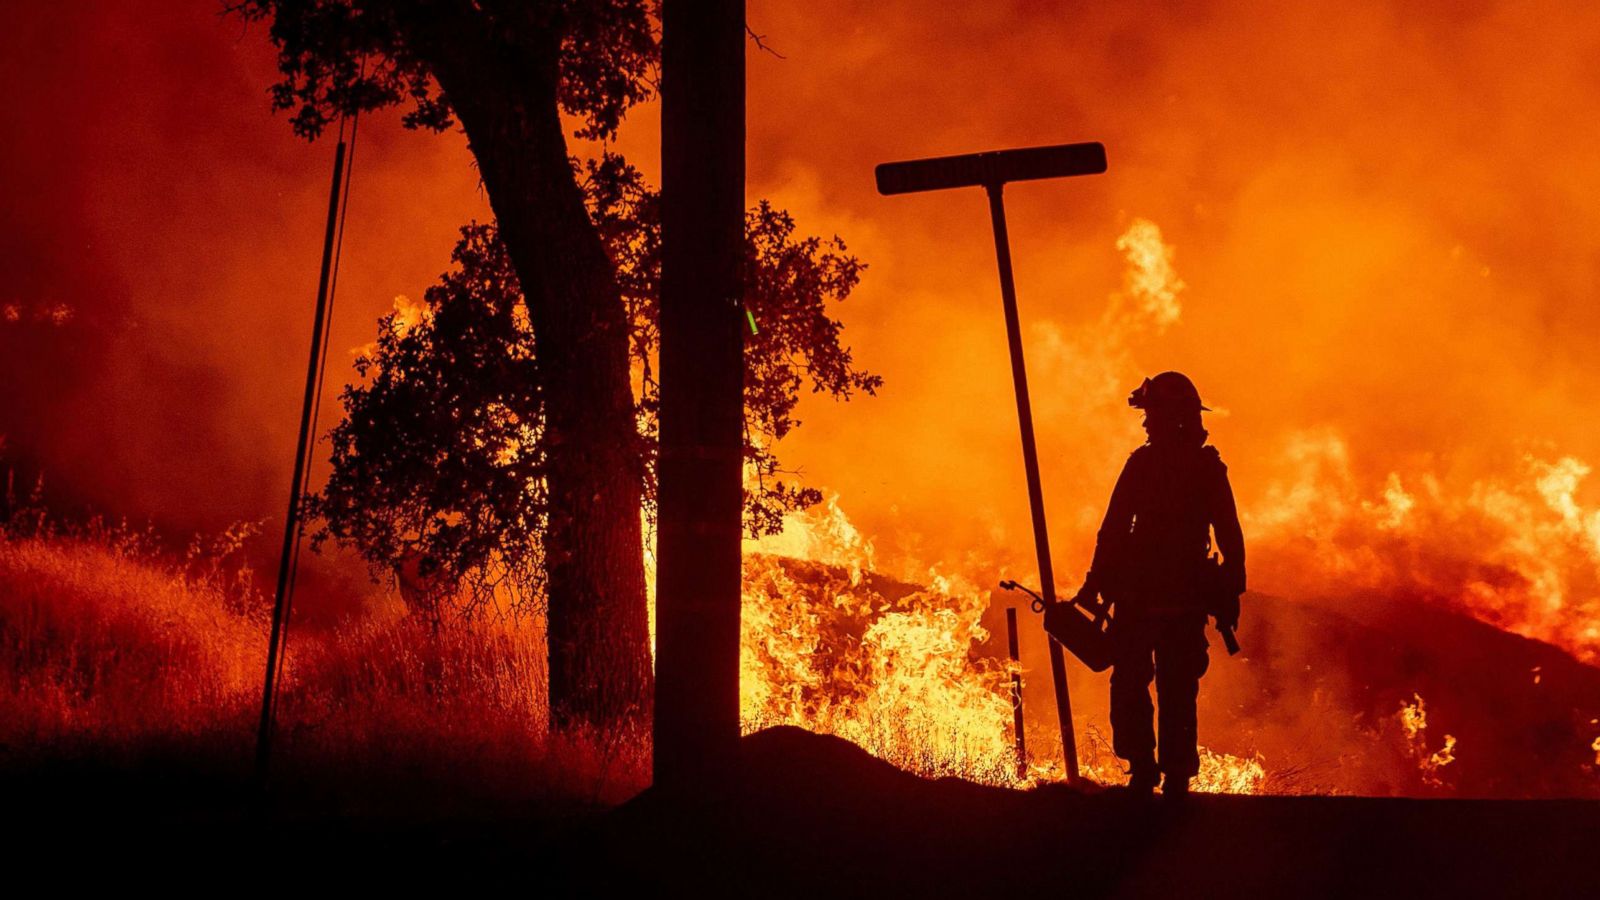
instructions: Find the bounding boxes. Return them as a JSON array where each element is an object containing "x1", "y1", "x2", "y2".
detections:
[
  {"x1": 874, "y1": 142, "x2": 1106, "y2": 781},
  {"x1": 985, "y1": 182, "x2": 1079, "y2": 780}
]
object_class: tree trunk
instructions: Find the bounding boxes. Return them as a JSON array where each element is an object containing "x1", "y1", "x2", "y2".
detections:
[
  {"x1": 654, "y1": 0, "x2": 746, "y2": 789},
  {"x1": 429, "y1": 46, "x2": 653, "y2": 732}
]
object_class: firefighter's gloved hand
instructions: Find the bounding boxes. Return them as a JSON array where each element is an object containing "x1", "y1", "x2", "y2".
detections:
[
  {"x1": 1071, "y1": 583, "x2": 1099, "y2": 608},
  {"x1": 1213, "y1": 591, "x2": 1241, "y2": 631}
]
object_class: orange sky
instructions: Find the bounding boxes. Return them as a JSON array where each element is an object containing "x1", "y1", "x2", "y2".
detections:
[{"x1": 5, "y1": 2, "x2": 1600, "y2": 655}]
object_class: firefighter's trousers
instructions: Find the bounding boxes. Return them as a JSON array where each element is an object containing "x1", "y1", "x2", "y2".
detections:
[{"x1": 1109, "y1": 612, "x2": 1210, "y2": 779}]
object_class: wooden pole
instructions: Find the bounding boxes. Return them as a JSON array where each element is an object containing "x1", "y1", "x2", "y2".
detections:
[{"x1": 654, "y1": 0, "x2": 746, "y2": 791}]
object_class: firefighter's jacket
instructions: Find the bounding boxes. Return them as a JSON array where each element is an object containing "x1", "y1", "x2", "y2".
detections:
[{"x1": 1086, "y1": 441, "x2": 1245, "y2": 616}]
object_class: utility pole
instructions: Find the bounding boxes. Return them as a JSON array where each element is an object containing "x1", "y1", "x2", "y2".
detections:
[
  {"x1": 257, "y1": 128, "x2": 353, "y2": 784},
  {"x1": 654, "y1": 0, "x2": 746, "y2": 790}
]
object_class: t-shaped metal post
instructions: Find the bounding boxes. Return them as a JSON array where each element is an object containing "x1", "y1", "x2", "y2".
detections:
[{"x1": 875, "y1": 142, "x2": 1108, "y2": 780}]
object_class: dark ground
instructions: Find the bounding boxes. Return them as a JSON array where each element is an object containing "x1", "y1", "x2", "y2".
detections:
[{"x1": 12, "y1": 726, "x2": 1600, "y2": 897}]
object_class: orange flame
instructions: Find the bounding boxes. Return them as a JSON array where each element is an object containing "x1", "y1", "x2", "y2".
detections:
[
  {"x1": 740, "y1": 499, "x2": 1021, "y2": 784},
  {"x1": 1251, "y1": 437, "x2": 1600, "y2": 663},
  {"x1": 1114, "y1": 218, "x2": 1185, "y2": 332},
  {"x1": 736, "y1": 497, "x2": 1269, "y2": 792}
]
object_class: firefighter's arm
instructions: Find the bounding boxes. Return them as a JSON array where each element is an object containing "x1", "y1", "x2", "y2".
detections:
[
  {"x1": 1209, "y1": 457, "x2": 1246, "y2": 627},
  {"x1": 1082, "y1": 453, "x2": 1139, "y2": 598}
]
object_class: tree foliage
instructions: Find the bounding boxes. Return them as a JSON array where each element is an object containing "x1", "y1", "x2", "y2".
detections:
[
  {"x1": 230, "y1": 0, "x2": 656, "y2": 141},
  {"x1": 314, "y1": 156, "x2": 878, "y2": 614},
  {"x1": 306, "y1": 225, "x2": 546, "y2": 615}
]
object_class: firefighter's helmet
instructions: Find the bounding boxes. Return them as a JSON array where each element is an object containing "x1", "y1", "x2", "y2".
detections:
[{"x1": 1128, "y1": 371, "x2": 1210, "y2": 414}]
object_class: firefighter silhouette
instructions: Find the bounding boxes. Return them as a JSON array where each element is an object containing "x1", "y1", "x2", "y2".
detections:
[{"x1": 1075, "y1": 371, "x2": 1245, "y2": 797}]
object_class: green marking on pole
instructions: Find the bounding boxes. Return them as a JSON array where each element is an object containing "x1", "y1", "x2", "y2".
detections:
[{"x1": 745, "y1": 306, "x2": 759, "y2": 336}]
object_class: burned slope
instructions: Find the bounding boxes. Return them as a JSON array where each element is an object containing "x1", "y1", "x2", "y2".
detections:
[{"x1": 1197, "y1": 590, "x2": 1600, "y2": 797}]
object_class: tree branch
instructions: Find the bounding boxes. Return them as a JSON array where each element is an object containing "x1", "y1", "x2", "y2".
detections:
[{"x1": 745, "y1": 23, "x2": 785, "y2": 59}]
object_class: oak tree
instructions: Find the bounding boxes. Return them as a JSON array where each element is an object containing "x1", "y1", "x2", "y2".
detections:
[
  {"x1": 235, "y1": 0, "x2": 660, "y2": 728},
  {"x1": 308, "y1": 155, "x2": 878, "y2": 719}
]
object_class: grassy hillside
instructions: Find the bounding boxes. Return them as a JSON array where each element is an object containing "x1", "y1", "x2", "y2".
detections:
[{"x1": 0, "y1": 526, "x2": 646, "y2": 815}]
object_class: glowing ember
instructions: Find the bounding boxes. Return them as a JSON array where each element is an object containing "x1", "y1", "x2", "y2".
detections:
[
  {"x1": 1399, "y1": 693, "x2": 1427, "y2": 742},
  {"x1": 1398, "y1": 693, "x2": 1458, "y2": 787},
  {"x1": 1424, "y1": 736, "x2": 1459, "y2": 785},
  {"x1": 0, "y1": 301, "x2": 75, "y2": 326}
]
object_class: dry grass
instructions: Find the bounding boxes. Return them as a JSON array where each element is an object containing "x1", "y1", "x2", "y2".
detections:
[{"x1": 0, "y1": 525, "x2": 647, "y2": 816}]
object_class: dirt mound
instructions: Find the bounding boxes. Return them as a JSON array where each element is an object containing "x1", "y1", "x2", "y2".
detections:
[{"x1": 599, "y1": 725, "x2": 1600, "y2": 896}]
